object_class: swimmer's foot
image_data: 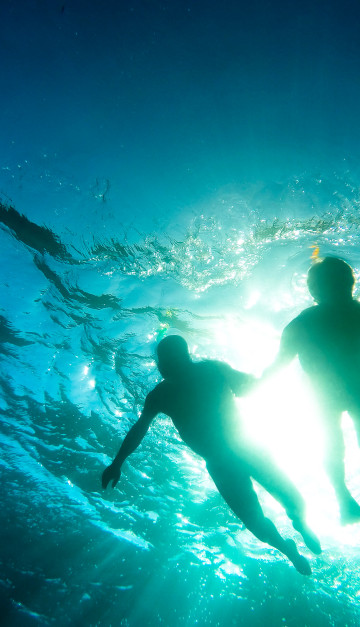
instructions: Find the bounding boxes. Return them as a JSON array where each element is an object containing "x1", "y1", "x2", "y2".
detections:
[
  {"x1": 339, "y1": 497, "x2": 360, "y2": 525},
  {"x1": 292, "y1": 519, "x2": 322, "y2": 555},
  {"x1": 284, "y1": 539, "x2": 312, "y2": 576}
]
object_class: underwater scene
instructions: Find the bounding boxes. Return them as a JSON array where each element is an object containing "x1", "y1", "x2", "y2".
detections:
[{"x1": 1, "y1": 1, "x2": 360, "y2": 625}]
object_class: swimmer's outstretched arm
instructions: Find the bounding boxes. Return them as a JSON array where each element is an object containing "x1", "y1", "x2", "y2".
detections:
[
  {"x1": 222, "y1": 363, "x2": 258, "y2": 396},
  {"x1": 262, "y1": 322, "x2": 298, "y2": 381},
  {"x1": 102, "y1": 391, "x2": 158, "y2": 489}
]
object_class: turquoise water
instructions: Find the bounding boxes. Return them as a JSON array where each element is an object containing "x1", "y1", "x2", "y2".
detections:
[
  {"x1": 2, "y1": 174, "x2": 360, "y2": 626},
  {"x1": 2, "y1": 1, "x2": 360, "y2": 625}
]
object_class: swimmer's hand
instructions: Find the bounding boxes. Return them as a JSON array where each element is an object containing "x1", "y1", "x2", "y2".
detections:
[
  {"x1": 102, "y1": 462, "x2": 121, "y2": 489},
  {"x1": 244, "y1": 374, "x2": 260, "y2": 392}
]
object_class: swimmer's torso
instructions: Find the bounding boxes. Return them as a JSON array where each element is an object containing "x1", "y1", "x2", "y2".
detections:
[
  {"x1": 150, "y1": 360, "x2": 245, "y2": 459},
  {"x1": 285, "y1": 300, "x2": 360, "y2": 406}
]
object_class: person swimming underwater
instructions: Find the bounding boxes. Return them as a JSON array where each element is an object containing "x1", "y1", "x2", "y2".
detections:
[
  {"x1": 102, "y1": 335, "x2": 321, "y2": 575},
  {"x1": 264, "y1": 256, "x2": 360, "y2": 524}
]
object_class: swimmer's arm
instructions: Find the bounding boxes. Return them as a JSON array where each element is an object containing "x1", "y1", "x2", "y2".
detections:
[
  {"x1": 223, "y1": 364, "x2": 258, "y2": 396},
  {"x1": 102, "y1": 389, "x2": 160, "y2": 489},
  {"x1": 262, "y1": 322, "x2": 298, "y2": 380}
]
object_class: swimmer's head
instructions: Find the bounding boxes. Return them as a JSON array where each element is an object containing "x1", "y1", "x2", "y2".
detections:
[
  {"x1": 307, "y1": 257, "x2": 355, "y2": 304},
  {"x1": 156, "y1": 335, "x2": 191, "y2": 378}
]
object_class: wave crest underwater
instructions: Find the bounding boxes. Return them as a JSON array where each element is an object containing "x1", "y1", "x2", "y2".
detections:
[{"x1": 1, "y1": 170, "x2": 360, "y2": 626}]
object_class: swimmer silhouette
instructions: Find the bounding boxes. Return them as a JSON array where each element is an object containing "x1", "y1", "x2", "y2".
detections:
[
  {"x1": 102, "y1": 335, "x2": 321, "y2": 575},
  {"x1": 265, "y1": 256, "x2": 360, "y2": 524}
]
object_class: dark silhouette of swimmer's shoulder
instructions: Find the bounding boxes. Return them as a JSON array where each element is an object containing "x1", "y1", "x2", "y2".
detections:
[
  {"x1": 145, "y1": 358, "x2": 254, "y2": 424},
  {"x1": 280, "y1": 298, "x2": 360, "y2": 394},
  {"x1": 161, "y1": 358, "x2": 253, "y2": 396},
  {"x1": 288, "y1": 299, "x2": 360, "y2": 348}
]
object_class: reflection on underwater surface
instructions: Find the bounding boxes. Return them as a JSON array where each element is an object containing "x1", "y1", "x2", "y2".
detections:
[{"x1": 1, "y1": 173, "x2": 360, "y2": 626}]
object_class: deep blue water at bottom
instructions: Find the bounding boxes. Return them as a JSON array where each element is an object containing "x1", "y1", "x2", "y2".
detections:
[{"x1": 1, "y1": 166, "x2": 360, "y2": 626}]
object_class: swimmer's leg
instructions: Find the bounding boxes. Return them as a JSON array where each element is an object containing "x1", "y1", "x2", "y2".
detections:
[
  {"x1": 322, "y1": 407, "x2": 360, "y2": 525},
  {"x1": 240, "y1": 447, "x2": 321, "y2": 554},
  {"x1": 206, "y1": 460, "x2": 311, "y2": 576}
]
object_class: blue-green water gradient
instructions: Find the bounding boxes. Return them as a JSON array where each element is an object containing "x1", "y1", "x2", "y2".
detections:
[{"x1": 1, "y1": 1, "x2": 360, "y2": 625}]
